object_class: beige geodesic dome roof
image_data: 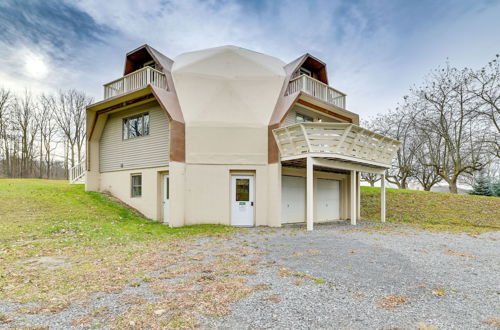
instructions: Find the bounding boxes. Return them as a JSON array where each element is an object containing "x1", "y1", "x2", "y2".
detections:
[{"x1": 171, "y1": 45, "x2": 286, "y2": 126}]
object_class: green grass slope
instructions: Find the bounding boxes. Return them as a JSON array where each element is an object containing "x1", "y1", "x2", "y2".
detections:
[
  {"x1": 361, "y1": 186, "x2": 500, "y2": 233},
  {"x1": 0, "y1": 179, "x2": 234, "y2": 304}
]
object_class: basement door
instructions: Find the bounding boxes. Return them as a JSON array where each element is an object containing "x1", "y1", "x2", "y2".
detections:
[
  {"x1": 281, "y1": 175, "x2": 306, "y2": 223},
  {"x1": 163, "y1": 174, "x2": 169, "y2": 224},
  {"x1": 316, "y1": 178, "x2": 340, "y2": 221},
  {"x1": 231, "y1": 175, "x2": 255, "y2": 227}
]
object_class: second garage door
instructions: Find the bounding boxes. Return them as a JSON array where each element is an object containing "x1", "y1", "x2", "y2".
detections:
[
  {"x1": 282, "y1": 176, "x2": 341, "y2": 224},
  {"x1": 316, "y1": 178, "x2": 340, "y2": 221}
]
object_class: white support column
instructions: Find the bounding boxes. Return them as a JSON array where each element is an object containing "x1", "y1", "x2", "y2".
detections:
[
  {"x1": 356, "y1": 172, "x2": 361, "y2": 219},
  {"x1": 306, "y1": 157, "x2": 314, "y2": 231},
  {"x1": 381, "y1": 173, "x2": 386, "y2": 222},
  {"x1": 350, "y1": 170, "x2": 357, "y2": 225}
]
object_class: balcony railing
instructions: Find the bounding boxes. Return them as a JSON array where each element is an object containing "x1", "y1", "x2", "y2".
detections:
[
  {"x1": 286, "y1": 75, "x2": 346, "y2": 109},
  {"x1": 273, "y1": 123, "x2": 401, "y2": 167},
  {"x1": 103, "y1": 67, "x2": 167, "y2": 99}
]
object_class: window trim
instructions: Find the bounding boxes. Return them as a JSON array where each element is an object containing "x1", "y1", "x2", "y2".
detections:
[
  {"x1": 143, "y1": 60, "x2": 156, "y2": 69},
  {"x1": 299, "y1": 67, "x2": 312, "y2": 77},
  {"x1": 131, "y1": 173, "x2": 142, "y2": 198},
  {"x1": 295, "y1": 112, "x2": 314, "y2": 123},
  {"x1": 122, "y1": 112, "x2": 150, "y2": 140}
]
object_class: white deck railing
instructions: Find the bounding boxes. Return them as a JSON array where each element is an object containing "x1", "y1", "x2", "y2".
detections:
[
  {"x1": 103, "y1": 67, "x2": 167, "y2": 99},
  {"x1": 69, "y1": 158, "x2": 86, "y2": 184},
  {"x1": 273, "y1": 123, "x2": 401, "y2": 167},
  {"x1": 286, "y1": 75, "x2": 346, "y2": 109}
]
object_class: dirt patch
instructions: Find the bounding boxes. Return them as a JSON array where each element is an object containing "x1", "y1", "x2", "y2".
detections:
[
  {"x1": 23, "y1": 256, "x2": 73, "y2": 270},
  {"x1": 376, "y1": 295, "x2": 409, "y2": 309},
  {"x1": 0, "y1": 314, "x2": 13, "y2": 324},
  {"x1": 483, "y1": 317, "x2": 500, "y2": 327}
]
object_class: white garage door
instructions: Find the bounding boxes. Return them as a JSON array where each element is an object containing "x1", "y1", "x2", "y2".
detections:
[
  {"x1": 281, "y1": 175, "x2": 306, "y2": 223},
  {"x1": 316, "y1": 179, "x2": 340, "y2": 221}
]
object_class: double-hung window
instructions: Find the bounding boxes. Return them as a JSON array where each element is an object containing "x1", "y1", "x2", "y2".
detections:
[
  {"x1": 123, "y1": 113, "x2": 150, "y2": 140},
  {"x1": 131, "y1": 174, "x2": 142, "y2": 197}
]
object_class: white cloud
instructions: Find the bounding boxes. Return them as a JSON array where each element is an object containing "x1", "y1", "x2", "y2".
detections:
[{"x1": 2, "y1": 0, "x2": 500, "y2": 119}]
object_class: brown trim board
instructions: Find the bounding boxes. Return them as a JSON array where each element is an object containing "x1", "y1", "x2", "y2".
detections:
[{"x1": 296, "y1": 99, "x2": 353, "y2": 123}]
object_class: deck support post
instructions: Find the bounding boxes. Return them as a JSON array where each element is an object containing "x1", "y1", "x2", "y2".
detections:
[
  {"x1": 350, "y1": 170, "x2": 357, "y2": 225},
  {"x1": 306, "y1": 156, "x2": 314, "y2": 231},
  {"x1": 381, "y1": 173, "x2": 386, "y2": 222},
  {"x1": 357, "y1": 172, "x2": 361, "y2": 219}
]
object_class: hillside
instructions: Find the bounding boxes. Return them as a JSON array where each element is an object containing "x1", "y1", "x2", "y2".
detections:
[
  {"x1": 361, "y1": 186, "x2": 500, "y2": 233},
  {"x1": 0, "y1": 179, "x2": 234, "y2": 305}
]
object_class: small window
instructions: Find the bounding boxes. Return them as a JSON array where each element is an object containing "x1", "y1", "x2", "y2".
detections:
[
  {"x1": 299, "y1": 67, "x2": 312, "y2": 77},
  {"x1": 131, "y1": 174, "x2": 142, "y2": 197},
  {"x1": 296, "y1": 112, "x2": 313, "y2": 123},
  {"x1": 123, "y1": 113, "x2": 150, "y2": 140}
]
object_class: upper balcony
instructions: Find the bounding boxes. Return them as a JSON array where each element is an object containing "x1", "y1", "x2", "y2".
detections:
[
  {"x1": 273, "y1": 123, "x2": 401, "y2": 168},
  {"x1": 103, "y1": 67, "x2": 168, "y2": 99},
  {"x1": 286, "y1": 74, "x2": 346, "y2": 109}
]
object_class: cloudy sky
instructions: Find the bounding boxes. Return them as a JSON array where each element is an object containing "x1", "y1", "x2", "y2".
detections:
[{"x1": 1, "y1": 0, "x2": 499, "y2": 118}]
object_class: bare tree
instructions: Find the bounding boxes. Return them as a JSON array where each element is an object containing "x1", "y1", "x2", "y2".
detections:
[
  {"x1": 413, "y1": 144, "x2": 442, "y2": 191},
  {"x1": 12, "y1": 91, "x2": 39, "y2": 177},
  {"x1": 54, "y1": 89, "x2": 92, "y2": 176},
  {"x1": 361, "y1": 173, "x2": 380, "y2": 187},
  {"x1": 0, "y1": 88, "x2": 12, "y2": 176},
  {"x1": 368, "y1": 104, "x2": 419, "y2": 189},
  {"x1": 39, "y1": 95, "x2": 59, "y2": 178},
  {"x1": 415, "y1": 64, "x2": 489, "y2": 193},
  {"x1": 470, "y1": 55, "x2": 500, "y2": 157}
]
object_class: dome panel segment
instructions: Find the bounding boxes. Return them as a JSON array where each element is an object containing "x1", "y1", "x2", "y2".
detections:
[{"x1": 172, "y1": 45, "x2": 286, "y2": 126}]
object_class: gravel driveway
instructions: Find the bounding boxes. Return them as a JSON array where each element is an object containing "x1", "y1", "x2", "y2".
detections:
[
  {"x1": 1, "y1": 221, "x2": 499, "y2": 329},
  {"x1": 205, "y1": 221, "x2": 500, "y2": 330}
]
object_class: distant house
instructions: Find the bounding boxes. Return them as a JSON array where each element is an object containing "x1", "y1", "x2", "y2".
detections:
[{"x1": 75, "y1": 45, "x2": 400, "y2": 230}]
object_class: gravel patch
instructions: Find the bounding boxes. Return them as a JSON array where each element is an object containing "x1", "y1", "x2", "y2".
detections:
[
  {"x1": 203, "y1": 221, "x2": 500, "y2": 330},
  {"x1": 1, "y1": 221, "x2": 499, "y2": 329}
]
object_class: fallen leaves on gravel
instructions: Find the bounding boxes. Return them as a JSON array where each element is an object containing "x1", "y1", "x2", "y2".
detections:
[
  {"x1": 445, "y1": 249, "x2": 476, "y2": 258},
  {"x1": 376, "y1": 295, "x2": 409, "y2": 309}
]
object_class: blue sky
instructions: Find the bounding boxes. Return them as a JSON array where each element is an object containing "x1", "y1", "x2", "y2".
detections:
[{"x1": 1, "y1": 0, "x2": 499, "y2": 117}]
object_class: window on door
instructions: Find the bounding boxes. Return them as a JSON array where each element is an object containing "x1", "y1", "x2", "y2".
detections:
[
  {"x1": 235, "y1": 178, "x2": 250, "y2": 201},
  {"x1": 131, "y1": 174, "x2": 142, "y2": 197},
  {"x1": 165, "y1": 176, "x2": 169, "y2": 199}
]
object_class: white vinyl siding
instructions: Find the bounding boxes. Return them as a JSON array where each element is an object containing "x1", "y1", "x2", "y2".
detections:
[
  {"x1": 100, "y1": 102, "x2": 169, "y2": 172},
  {"x1": 283, "y1": 105, "x2": 341, "y2": 127}
]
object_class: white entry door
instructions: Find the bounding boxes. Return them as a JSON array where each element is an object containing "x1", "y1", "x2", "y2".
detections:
[
  {"x1": 281, "y1": 175, "x2": 306, "y2": 223},
  {"x1": 316, "y1": 179, "x2": 340, "y2": 221},
  {"x1": 231, "y1": 175, "x2": 255, "y2": 227},
  {"x1": 163, "y1": 174, "x2": 169, "y2": 223}
]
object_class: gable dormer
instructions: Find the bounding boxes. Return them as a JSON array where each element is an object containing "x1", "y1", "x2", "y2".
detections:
[
  {"x1": 124, "y1": 45, "x2": 159, "y2": 75},
  {"x1": 292, "y1": 54, "x2": 328, "y2": 84}
]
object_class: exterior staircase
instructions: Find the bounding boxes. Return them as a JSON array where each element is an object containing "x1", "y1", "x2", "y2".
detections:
[{"x1": 69, "y1": 158, "x2": 86, "y2": 184}]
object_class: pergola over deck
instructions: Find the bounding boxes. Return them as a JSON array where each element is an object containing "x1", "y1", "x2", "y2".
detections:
[{"x1": 273, "y1": 123, "x2": 401, "y2": 230}]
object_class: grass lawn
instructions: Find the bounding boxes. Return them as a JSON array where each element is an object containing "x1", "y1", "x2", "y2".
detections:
[
  {"x1": 361, "y1": 186, "x2": 500, "y2": 233},
  {"x1": 0, "y1": 179, "x2": 235, "y2": 307}
]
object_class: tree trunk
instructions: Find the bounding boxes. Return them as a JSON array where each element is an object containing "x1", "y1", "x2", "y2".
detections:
[{"x1": 448, "y1": 182, "x2": 458, "y2": 194}]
